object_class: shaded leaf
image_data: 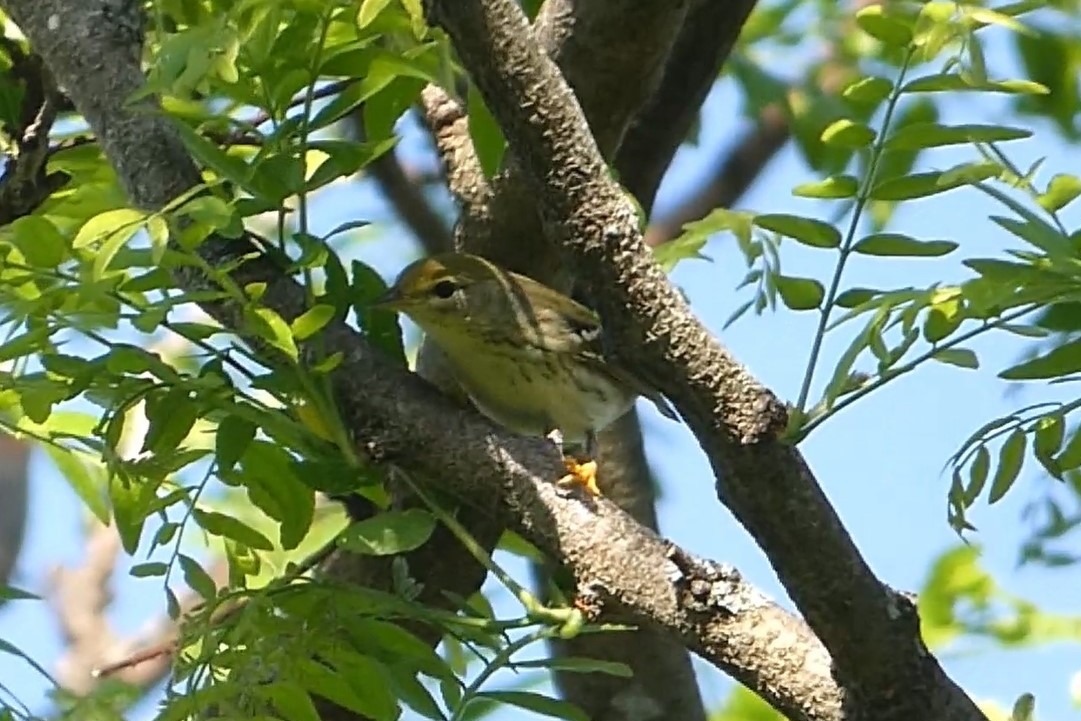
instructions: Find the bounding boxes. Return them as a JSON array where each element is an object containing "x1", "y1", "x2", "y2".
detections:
[
  {"x1": 999, "y1": 338, "x2": 1081, "y2": 380},
  {"x1": 474, "y1": 691, "x2": 588, "y2": 721},
  {"x1": 338, "y1": 509, "x2": 437, "y2": 555},
  {"x1": 933, "y1": 348, "x2": 979, "y2": 369},
  {"x1": 775, "y1": 275, "x2": 824, "y2": 310},
  {"x1": 886, "y1": 123, "x2": 1030, "y2": 150},
  {"x1": 193, "y1": 508, "x2": 275, "y2": 551},
  {"x1": 854, "y1": 233, "x2": 957, "y2": 257},
  {"x1": 989, "y1": 429, "x2": 1026, "y2": 504},
  {"x1": 754, "y1": 213, "x2": 840, "y2": 248}
]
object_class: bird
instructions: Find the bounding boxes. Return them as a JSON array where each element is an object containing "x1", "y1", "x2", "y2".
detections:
[{"x1": 372, "y1": 252, "x2": 677, "y2": 495}]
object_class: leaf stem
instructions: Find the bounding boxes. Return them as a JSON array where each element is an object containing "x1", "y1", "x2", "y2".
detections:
[{"x1": 796, "y1": 48, "x2": 914, "y2": 412}]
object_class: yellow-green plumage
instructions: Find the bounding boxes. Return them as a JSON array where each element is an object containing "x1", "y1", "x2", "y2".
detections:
[{"x1": 375, "y1": 252, "x2": 676, "y2": 451}]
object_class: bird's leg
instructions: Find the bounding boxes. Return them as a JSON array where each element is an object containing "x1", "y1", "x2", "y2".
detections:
[{"x1": 548, "y1": 428, "x2": 601, "y2": 496}]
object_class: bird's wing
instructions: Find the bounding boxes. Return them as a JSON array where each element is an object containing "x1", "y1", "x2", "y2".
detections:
[{"x1": 512, "y1": 273, "x2": 679, "y2": 422}]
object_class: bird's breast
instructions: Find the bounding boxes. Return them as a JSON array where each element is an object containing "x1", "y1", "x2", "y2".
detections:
[{"x1": 437, "y1": 339, "x2": 635, "y2": 445}]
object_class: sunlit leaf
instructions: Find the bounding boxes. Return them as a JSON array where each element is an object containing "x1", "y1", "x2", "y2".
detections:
[
  {"x1": 792, "y1": 175, "x2": 859, "y2": 199},
  {"x1": 855, "y1": 5, "x2": 914, "y2": 46}
]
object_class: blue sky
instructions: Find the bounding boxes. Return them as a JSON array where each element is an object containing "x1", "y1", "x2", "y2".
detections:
[{"x1": 3, "y1": 27, "x2": 1081, "y2": 721}]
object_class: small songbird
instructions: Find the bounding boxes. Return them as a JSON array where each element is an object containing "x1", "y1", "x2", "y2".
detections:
[{"x1": 373, "y1": 252, "x2": 677, "y2": 495}]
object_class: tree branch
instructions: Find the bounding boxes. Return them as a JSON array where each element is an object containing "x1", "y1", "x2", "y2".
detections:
[
  {"x1": 419, "y1": 4, "x2": 714, "y2": 715},
  {"x1": 419, "y1": 84, "x2": 490, "y2": 244},
  {"x1": 419, "y1": 1, "x2": 987, "y2": 719},
  {"x1": 347, "y1": 106, "x2": 453, "y2": 256},
  {"x1": 643, "y1": 104, "x2": 790, "y2": 247},
  {"x1": 616, "y1": 0, "x2": 758, "y2": 214},
  {"x1": 0, "y1": 433, "x2": 29, "y2": 588},
  {"x1": 2, "y1": 0, "x2": 851, "y2": 717},
  {"x1": 0, "y1": 38, "x2": 70, "y2": 224}
]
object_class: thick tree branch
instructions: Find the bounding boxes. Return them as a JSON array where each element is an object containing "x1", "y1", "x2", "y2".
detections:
[
  {"x1": 454, "y1": 0, "x2": 690, "y2": 284},
  {"x1": 420, "y1": 84, "x2": 490, "y2": 243},
  {"x1": 420, "y1": 1, "x2": 987, "y2": 720},
  {"x1": 2, "y1": 1, "x2": 847, "y2": 717},
  {"x1": 419, "y1": 4, "x2": 712, "y2": 715}
]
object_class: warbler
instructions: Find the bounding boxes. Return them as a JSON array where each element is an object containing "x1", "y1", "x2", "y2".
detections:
[{"x1": 373, "y1": 252, "x2": 677, "y2": 495}]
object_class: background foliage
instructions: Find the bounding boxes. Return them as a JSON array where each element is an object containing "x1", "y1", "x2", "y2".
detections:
[{"x1": 0, "y1": 1, "x2": 1080, "y2": 720}]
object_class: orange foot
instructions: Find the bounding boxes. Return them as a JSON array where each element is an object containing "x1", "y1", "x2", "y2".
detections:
[{"x1": 557, "y1": 457, "x2": 601, "y2": 496}]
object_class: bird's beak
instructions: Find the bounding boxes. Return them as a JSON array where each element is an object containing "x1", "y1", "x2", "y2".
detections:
[{"x1": 370, "y1": 286, "x2": 405, "y2": 311}]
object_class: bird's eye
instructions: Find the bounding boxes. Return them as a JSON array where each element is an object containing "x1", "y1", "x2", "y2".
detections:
[{"x1": 431, "y1": 279, "x2": 458, "y2": 299}]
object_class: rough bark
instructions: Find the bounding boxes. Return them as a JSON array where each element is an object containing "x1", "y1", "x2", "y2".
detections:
[
  {"x1": 420, "y1": 1, "x2": 989, "y2": 720},
  {"x1": 0, "y1": 0, "x2": 856, "y2": 718}
]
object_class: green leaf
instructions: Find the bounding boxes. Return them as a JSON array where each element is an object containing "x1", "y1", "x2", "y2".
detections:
[
  {"x1": 901, "y1": 73, "x2": 1049, "y2": 95},
  {"x1": 295, "y1": 659, "x2": 384, "y2": 720},
  {"x1": 835, "y1": 288, "x2": 879, "y2": 308},
  {"x1": 473, "y1": 691, "x2": 588, "y2": 721},
  {"x1": 989, "y1": 429, "x2": 1026, "y2": 504},
  {"x1": 515, "y1": 657, "x2": 633, "y2": 677},
  {"x1": 215, "y1": 415, "x2": 256, "y2": 472},
  {"x1": 247, "y1": 306, "x2": 299, "y2": 362},
  {"x1": 130, "y1": 562, "x2": 169, "y2": 578},
  {"x1": 291, "y1": 304, "x2": 335, "y2": 341},
  {"x1": 357, "y1": 0, "x2": 393, "y2": 28},
  {"x1": 178, "y1": 554, "x2": 218, "y2": 600},
  {"x1": 821, "y1": 119, "x2": 876, "y2": 148},
  {"x1": 775, "y1": 275, "x2": 824, "y2": 311},
  {"x1": 842, "y1": 76, "x2": 893, "y2": 106},
  {"x1": 853, "y1": 233, "x2": 958, "y2": 257},
  {"x1": 338, "y1": 509, "x2": 437, "y2": 555},
  {"x1": 143, "y1": 388, "x2": 199, "y2": 455},
  {"x1": 870, "y1": 164, "x2": 998, "y2": 201},
  {"x1": 0, "y1": 584, "x2": 39, "y2": 602},
  {"x1": 1033, "y1": 414, "x2": 1064, "y2": 479},
  {"x1": 8, "y1": 216, "x2": 68, "y2": 267},
  {"x1": 323, "y1": 219, "x2": 372, "y2": 242},
  {"x1": 886, "y1": 123, "x2": 1031, "y2": 150},
  {"x1": 1010, "y1": 693, "x2": 1035, "y2": 721},
  {"x1": 353, "y1": 260, "x2": 406, "y2": 366},
  {"x1": 792, "y1": 175, "x2": 859, "y2": 199},
  {"x1": 172, "y1": 121, "x2": 271, "y2": 201},
  {"x1": 932, "y1": 348, "x2": 978, "y2": 369},
  {"x1": 193, "y1": 508, "x2": 274, "y2": 551},
  {"x1": 754, "y1": 213, "x2": 840, "y2": 248},
  {"x1": 965, "y1": 445, "x2": 990, "y2": 505},
  {"x1": 1038, "y1": 174, "x2": 1081, "y2": 213},
  {"x1": 264, "y1": 683, "x2": 322, "y2": 721},
  {"x1": 999, "y1": 338, "x2": 1081, "y2": 380},
  {"x1": 389, "y1": 667, "x2": 444, "y2": 721},
  {"x1": 72, "y1": 208, "x2": 147, "y2": 249},
  {"x1": 855, "y1": 5, "x2": 913, "y2": 46},
  {"x1": 0, "y1": 327, "x2": 53, "y2": 364},
  {"x1": 923, "y1": 293, "x2": 963, "y2": 343}
]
